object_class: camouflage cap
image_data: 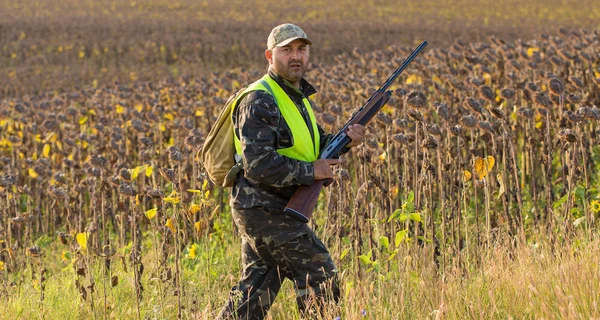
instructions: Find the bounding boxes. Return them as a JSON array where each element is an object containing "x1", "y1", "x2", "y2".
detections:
[{"x1": 267, "y1": 23, "x2": 312, "y2": 50}]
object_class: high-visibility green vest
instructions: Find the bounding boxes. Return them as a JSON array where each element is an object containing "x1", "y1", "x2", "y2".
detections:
[{"x1": 232, "y1": 74, "x2": 320, "y2": 162}]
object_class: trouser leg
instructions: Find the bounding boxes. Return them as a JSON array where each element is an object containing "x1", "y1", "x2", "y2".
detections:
[
  {"x1": 218, "y1": 239, "x2": 284, "y2": 320},
  {"x1": 269, "y1": 230, "x2": 341, "y2": 318}
]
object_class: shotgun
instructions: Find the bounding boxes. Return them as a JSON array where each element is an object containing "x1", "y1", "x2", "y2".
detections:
[{"x1": 284, "y1": 40, "x2": 428, "y2": 223}]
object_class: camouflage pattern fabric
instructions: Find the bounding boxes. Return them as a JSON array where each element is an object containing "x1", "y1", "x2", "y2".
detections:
[
  {"x1": 230, "y1": 70, "x2": 335, "y2": 211},
  {"x1": 218, "y1": 206, "x2": 340, "y2": 320},
  {"x1": 267, "y1": 23, "x2": 313, "y2": 49}
]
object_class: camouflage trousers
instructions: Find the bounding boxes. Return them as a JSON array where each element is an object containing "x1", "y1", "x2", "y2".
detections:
[{"x1": 218, "y1": 206, "x2": 340, "y2": 320}]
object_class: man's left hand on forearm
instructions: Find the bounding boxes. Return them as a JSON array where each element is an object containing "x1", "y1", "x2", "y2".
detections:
[{"x1": 345, "y1": 124, "x2": 366, "y2": 148}]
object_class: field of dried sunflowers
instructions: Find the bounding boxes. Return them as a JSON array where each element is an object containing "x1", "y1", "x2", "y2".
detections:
[{"x1": 2, "y1": 1, "x2": 600, "y2": 319}]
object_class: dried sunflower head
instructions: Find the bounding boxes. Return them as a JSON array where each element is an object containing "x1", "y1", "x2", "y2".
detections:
[
  {"x1": 421, "y1": 135, "x2": 439, "y2": 149},
  {"x1": 407, "y1": 109, "x2": 424, "y2": 122},
  {"x1": 460, "y1": 115, "x2": 478, "y2": 128},
  {"x1": 534, "y1": 91, "x2": 553, "y2": 109},
  {"x1": 479, "y1": 86, "x2": 495, "y2": 102},
  {"x1": 405, "y1": 91, "x2": 427, "y2": 109},
  {"x1": 549, "y1": 77, "x2": 565, "y2": 95},
  {"x1": 558, "y1": 128, "x2": 578, "y2": 142}
]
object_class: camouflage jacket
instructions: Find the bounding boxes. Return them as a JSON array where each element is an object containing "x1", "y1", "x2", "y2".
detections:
[{"x1": 231, "y1": 70, "x2": 333, "y2": 210}]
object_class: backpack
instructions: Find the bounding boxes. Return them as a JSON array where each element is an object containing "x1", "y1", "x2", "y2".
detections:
[{"x1": 200, "y1": 88, "x2": 247, "y2": 187}]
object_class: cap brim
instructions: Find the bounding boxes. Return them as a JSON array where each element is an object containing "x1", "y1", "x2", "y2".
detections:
[{"x1": 275, "y1": 37, "x2": 312, "y2": 48}]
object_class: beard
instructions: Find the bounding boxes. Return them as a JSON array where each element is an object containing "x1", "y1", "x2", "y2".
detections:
[{"x1": 273, "y1": 57, "x2": 308, "y2": 84}]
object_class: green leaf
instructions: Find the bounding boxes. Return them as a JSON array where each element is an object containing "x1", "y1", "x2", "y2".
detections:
[
  {"x1": 409, "y1": 213, "x2": 422, "y2": 222},
  {"x1": 340, "y1": 248, "x2": 350, "y2": 260},
  {"x1": 406, "y1": 190, "x2": 414, "y2": 203},
  {"x1": 342, "y1": 236, "x2": 351, "y2": 246},
  {"x1": 387, "y1": 209, "x2": 402, "y2": 222},
  {"x1": 379, "y1": 236, "x2": 389, "y2": 249},
  {"x1": 570, "y1": 207, "x2": 583, "y2": 218},
  {"x1": 359, "y1": 254, "x2": 372, "y2": 265},
  {"x1": 388, "y1": 249, "x2": 399, "y2": 261},
  {"x1": 574, "y1": 186, "x2": 586, "y2": 203},
  {"x1": 402, "y1": 201, "x2": 415, "y2": 214},
  {"x1": 369, "y1": 261, "x2": 380, "y2": 273},
  {"x1": 399, "y1": 213, "x2": 409, "y2": 222},
  {"x1": 395, "y1": 230, "x2": 408, "y2": 247},
  {"x1": 553, "y1": 193, "x2": 569, "y2": 209}
]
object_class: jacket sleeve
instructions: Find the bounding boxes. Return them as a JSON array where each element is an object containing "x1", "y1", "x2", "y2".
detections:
[{"x1": 234, "y1": 91, "x2": 315, "y2": 188}]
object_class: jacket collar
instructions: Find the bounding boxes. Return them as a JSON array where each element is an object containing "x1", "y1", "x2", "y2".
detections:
[{"x1": 268, "y1": 69, "x2": 317, "y2": 99}]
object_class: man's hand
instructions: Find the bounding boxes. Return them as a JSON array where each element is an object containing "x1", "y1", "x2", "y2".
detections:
[
  {"x1": 345, "y1": 124, "x2": 367, "y2": 148},
  {"x1": 313, "y1": 158, "x2": 341, "y2": 180}
]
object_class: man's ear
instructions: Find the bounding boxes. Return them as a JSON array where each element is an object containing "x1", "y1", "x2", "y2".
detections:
[{"x1": 265, "y1": 49, "x2": 273, "y2": 65}]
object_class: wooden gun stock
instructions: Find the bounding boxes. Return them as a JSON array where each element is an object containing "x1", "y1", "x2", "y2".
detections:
[{"x1": 284, "y1": 179, "x2": 329, "y2": 223}]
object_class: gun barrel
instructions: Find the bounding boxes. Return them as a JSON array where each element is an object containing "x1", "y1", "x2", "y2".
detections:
[{"x1": 376, "y1": 40, "x2": 428, "y2": 93}]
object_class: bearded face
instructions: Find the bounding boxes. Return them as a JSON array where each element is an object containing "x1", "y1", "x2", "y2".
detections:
[{"x1": 267, "y1": 39, "x2": 310, "y2": 87}]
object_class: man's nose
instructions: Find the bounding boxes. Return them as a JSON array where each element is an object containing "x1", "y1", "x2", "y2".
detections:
[{"x1": 290, "y1": 49, "x2": 301, "y2": 60}]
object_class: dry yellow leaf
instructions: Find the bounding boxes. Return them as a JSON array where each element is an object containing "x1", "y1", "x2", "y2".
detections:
[
  {"x1": 187, "y1": 243, "x2": 199, "y2": 259},
  {"x1": 42, "y1": 144, "x2": 51, "y2": 158},
  {"x1": 28, "y1": 168, "x2": 39, "y2": 179},
  {"x1": 390, "y1": 186, "x2": 399, "y2": 199},
  {"x1": 189, "y1": 204, "x2": 201, "y2": 215},
  {"x1": 163, "y1": 197, "x2": 180, "y2": 205},
  {"x1": 145, "y1": 208, "x2": 157, "y2": 219},
  {"x1": 405, "y1": 74, "x2": 422, "y2": 85},
  {"x1": 165, "y1": 218, "x2": 176, "y2": 233},
  {"x1": 130, "y1": 165, "x2": 147, "y2": 180},
  {"x1": 527, "y1": 47, "x2": 540, "y2": 57},
  {"x1": 474, "y1": 156, "x2": 495, "y2": 179},
  {"x1": 76, "y1": 233, "x2": 88, "y2": 251},
  {"x1": 463, "y1": 170, "x2": 472, "y2": 182}
]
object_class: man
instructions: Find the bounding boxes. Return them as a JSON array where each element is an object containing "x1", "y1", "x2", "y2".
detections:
[{"x1": 218, "y1": 23, "x2": 366, "y2": 320}]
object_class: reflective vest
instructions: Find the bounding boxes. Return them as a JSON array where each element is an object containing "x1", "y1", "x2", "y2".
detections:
[{"x1": 232, "y1": 74, "x2": 320, "y2": 162}]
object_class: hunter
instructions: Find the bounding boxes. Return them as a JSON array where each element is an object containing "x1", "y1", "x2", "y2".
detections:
[{"x1": 218, "y1": 23, "x2": 366, "y2": 319}]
